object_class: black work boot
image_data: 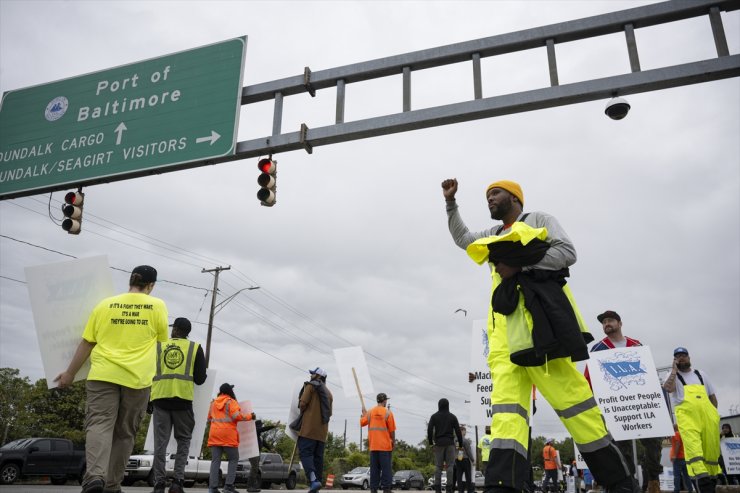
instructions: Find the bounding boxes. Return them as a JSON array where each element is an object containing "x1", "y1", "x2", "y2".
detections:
[
  {"x1": 606, "y1": 477, "x2": 639, "y2": 493},
  {"x1": 168, "y1": 478, "x2": 185, "y2": 493},
  {"x1": 697, "y1": 477, "x2": 714, "y2": 493}
]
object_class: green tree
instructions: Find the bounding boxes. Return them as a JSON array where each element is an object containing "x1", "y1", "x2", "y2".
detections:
[
  {"x1": 531, "y1": 435, "x2": 547, "y2": 469},
  {"x1": 344, "y1": 451, "x2": 369, "y2": 469},
  {"x1": 25, "y1": 378, "x2": 86, "y2": 445},
  {"x1": 558, "y1": 437, "x2": 574, "y2": 465},
  {"x1": 133, "y1": 413, "x2": 152, "y2": 454},
  {"x1": 0, "y1": 368, "x2": 32, "y2": 444}
]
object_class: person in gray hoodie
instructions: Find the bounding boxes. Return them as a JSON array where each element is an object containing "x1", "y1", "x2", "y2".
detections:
[
  {"x1": 456, "y1": 426, "x2": 476, "y2": 493},
  {"x1": 428, "y1": 399, "x2": 463, "y2": 493}
]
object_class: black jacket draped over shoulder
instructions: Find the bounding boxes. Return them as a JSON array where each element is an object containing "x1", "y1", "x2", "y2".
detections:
[{"x1": 489, "y1": 239, "x2": 593, "y2": 366}]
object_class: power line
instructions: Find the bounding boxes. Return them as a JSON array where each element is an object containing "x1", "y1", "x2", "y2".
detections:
[
  {"x1": 0, "y1": 275, "x2": 25, "y2": 284},
  {"x1": 0, "y1": 234, "x2": 76, "y2": 258},
  {"x1": 230, "y1": 277, "x2": 467, "y2": 398},
  {"x1": 3, "y1": 200, "x2": 466, "y2": 398},
  {"x1": 33, "y1": 195, "x2": 227, "y2": 267},
  {"x1": 203, "y1": 321, "x2": 431, "y2": 421},
  {"x1": 0, "y1": 234, "x2": 209, "y2": 292}
]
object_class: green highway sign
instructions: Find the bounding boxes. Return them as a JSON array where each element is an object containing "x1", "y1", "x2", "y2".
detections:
[{"x1": 0, "y1": 36, "x2": 247, "y2": 199}]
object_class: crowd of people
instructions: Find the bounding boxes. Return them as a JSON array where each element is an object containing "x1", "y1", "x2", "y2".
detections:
[
  {"x1": 54, "y1": 264, "x2": 336, "y2": 493},
  {"x1": 440, "y1": 178, "x2": 736, "y2": 493},
  {"x1": 50, "y1": 178, "x2": 735, "y2": 493}
]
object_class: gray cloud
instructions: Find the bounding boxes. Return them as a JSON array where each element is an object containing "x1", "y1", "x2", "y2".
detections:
[{"x1": 1, "y1": 1, "x2": 738, "y2": 446}]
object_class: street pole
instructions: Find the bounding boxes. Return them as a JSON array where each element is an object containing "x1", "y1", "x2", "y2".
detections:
[{"x1": 202, "y1": 265, "x2": 230, "y2": 368}]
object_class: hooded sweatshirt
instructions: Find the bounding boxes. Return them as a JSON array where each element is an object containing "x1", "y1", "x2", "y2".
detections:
[
  {"x1": 427, "y1": 398, "x2": 463, "y2": 446},
  {"x1": 207, "y1": 393, "x2": 253, "y2": 447}
]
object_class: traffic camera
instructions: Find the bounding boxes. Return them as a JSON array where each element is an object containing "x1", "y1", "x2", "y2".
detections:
[
  {"x1": 61, "y1": 191, "x2": 84, "y2": 234},
  {"x1": 257, "y1": 158, "x2": 277, "y2": 206}
]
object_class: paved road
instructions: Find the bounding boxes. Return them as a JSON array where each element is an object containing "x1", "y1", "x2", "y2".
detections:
[{"x1": 0, "y1": 486, "x2": 309, "y2": 493}]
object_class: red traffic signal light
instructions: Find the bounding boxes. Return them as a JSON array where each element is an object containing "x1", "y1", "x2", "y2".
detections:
[
  {"x1": 62, "y1": 191, "x2": 84, "y2": 234},
  {"x1": 257, "y1": 158, "x2": 277, "y2": 206}
]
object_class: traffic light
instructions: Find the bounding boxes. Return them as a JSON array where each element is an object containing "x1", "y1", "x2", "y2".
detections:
[
  {"x1": 61, "y1": 191, "x2": 84, "y2": 234},
  {"x1": 257, "y1": 158, "x2": 277, "y2": 206}
]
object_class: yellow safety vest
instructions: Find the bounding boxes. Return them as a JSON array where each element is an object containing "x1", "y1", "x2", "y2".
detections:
[
  {"x1": 478, "y1": 434, "x2": 492, "y2": 462},
  {"x1": 151, "y1": 338, "x2": 198, "y2": 401},
  {"x1": 466, "y1": 222, "x2": 590, "y2": 361}
]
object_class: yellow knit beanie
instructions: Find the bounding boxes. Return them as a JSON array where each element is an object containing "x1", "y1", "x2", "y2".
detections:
[{"x1": 486, "y1": 180, "x2": 524, "y2": 205}]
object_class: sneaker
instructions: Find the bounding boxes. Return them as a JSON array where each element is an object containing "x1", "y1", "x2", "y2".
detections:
[
  {"x1": 168, "y1": 479, "x2": 185, "y2": 493},
  {"x1": 309, "y1": 481, "x2": 323, "y2": 493},
  {"x1": 247, "y1": 487, "x2": 261, "y2": 493},
  {"x1": 82, "y1": 478, "x2": 105, "y2": 493},
  {"x1": 223, "y1": 485, "x2": 240, "y2": 493},
  {"x1": 151, "y1": 481, "x2": 166, "y2": 493}
]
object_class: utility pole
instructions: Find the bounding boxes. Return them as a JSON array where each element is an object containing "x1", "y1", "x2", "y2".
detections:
[
  {"x1": 202, "y1": 265, "x2": 231, "y2": 368},
  {"x1": 343, "y1": 419, "x2": 347, "y2": 449}
]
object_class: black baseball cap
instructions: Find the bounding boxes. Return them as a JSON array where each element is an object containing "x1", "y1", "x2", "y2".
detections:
[
  {"x1": 170, "y1": 317, "x2": 192, "y2": 334},
  {"x1": 131, "y1": 265, "x2": 157, "y2": 283},
  {"x1": 377, "y1": 393, "x2": 389, "y2": 403},
  {"x1": 597, "y1": 310, "x2": 621, "y2": 323},
  {"x1": 673, "y1": 347, "x2": 689, "y2": 356}
]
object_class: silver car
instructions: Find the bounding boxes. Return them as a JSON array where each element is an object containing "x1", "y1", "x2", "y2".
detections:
[
  {"x1": 427, "y1": 471, "x2": 447, "y2": 490},
  {"x1": 342, "y1": 466, "x2": 371, "y2": 490},
  {"x1": 428, "y1": 470, "x2": 484, "y2": 491}
]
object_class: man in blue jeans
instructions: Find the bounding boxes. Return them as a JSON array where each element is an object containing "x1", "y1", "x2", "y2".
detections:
[
  {"x1": 671, "y1": 424, "x2": 694, "y2": 493},
  {"x1": 293, "y1": 368, "x2": 333, "y2": 493},
  {"x1": 361, "y1": 393, "x2": 396, "y2": 493}
]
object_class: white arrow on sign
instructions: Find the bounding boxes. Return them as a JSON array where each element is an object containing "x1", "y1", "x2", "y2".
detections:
[
  {"x1": 196, "y1": 130, "x2": 221, "y2": 146},
  {"x1": 114, "y1": 122, "x2": 127, "y2": 145}
]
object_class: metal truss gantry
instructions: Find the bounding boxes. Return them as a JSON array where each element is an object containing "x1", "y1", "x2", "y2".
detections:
[{"x1": 225, "y1": 0, "x2": 739, "y2": 161}]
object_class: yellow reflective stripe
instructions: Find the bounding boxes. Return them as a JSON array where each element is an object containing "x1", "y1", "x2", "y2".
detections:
[
  {"x1": 155, "y1": 341, "x2": 163, "y2": 376},
  {"x1": 153, "y1": 373, "x2": 194, "y2": 382},
  {"x1": 182, "y1": 340, "x2": 195, "y2": 377}
]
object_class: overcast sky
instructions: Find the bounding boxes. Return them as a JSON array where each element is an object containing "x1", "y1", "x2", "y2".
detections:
[{"x1": 1, "y1": 0, "x2": 738, "y2": 448}]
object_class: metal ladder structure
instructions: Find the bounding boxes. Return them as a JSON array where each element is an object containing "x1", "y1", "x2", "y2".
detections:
[{"x1": 225, "y1": 0, "x2": 739, "y2": 160}]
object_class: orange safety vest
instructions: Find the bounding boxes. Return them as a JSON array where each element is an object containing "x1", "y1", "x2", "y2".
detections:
[
  {"x1": 543, "y1": 444, "x2": 558, "y2": 470},
  {"x1": 360, "y1": 405, "x2": 395, "y2": 451},
  {"x1": 670, "y1": 432, "x2": 686, "y2": 460},
  {"x1": 207, "y1": 394, "x2": 253, "y2": 447}
]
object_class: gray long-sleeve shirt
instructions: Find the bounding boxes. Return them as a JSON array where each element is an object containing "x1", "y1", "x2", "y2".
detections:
[{"x1": 445, "y1": 199, "x2": 576, "y2": 271}]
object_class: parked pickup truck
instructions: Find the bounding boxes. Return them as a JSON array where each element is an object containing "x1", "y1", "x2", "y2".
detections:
[
  {"x1": 0, "y1": 437, "x2": 85, "y2": 485},
  {"x1": 236, "y1": 452, "x2": 301, "y2": 490},
  {"x1": 124, "y1": 452, "x2": 228, "y2": 487}
]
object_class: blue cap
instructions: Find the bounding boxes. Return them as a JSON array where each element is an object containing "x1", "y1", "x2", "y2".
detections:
[{"x1": 673, "y1": 347, "x2": 689, "y2": 356}]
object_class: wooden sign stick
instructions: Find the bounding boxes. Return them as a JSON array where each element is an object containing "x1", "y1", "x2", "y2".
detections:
[{"x1": 352, "y1": 367, "x2": 367, "y2": 413}]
